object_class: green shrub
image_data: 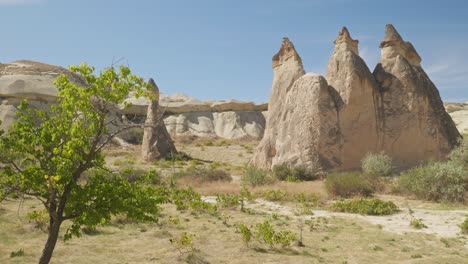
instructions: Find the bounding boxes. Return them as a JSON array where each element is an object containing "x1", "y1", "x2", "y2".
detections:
[
  {"x1": 27, "y1": 210, "x2": 48, "y2": 231},
  {"x1": 119, "y1": 167, "x2": 161, "y2": 184},
  {"x1": 122, "y1": 127, "x2": 144, "y2": 145},
  {"x1": 242, "y1": 166, "x2": 272, "y2": 187},
  {"x1": 397, "y1": 161, "x2": 468, "y2": 203},
  {"x1": 450, "y1": 137, "x2": 468, "y2": 168},
  {"x1": 459, "y1": 218, "x2": 468, "y2": 234},
  {"x1": 175, "y1": 167, "x2": 232, "y2": 183},
  {"x1": 239, "y1": 224, "x2": 253, "y2": 246},
  {"x1": 216, "y1": 194, "x2": 240, "y2": 208},
  {"x1": 361, "y1": 152, "x2": 394, "y2": 177},
  {"x1": 410, "y1": 218, "x2": 427, "y2": 229},
  {"x1": 331, "y1": 198, "x2": 398, "y2": 215},
  {"x1": 255, "y1": 220, "x2": 297, "y2": 248},
  {"x1": 272, "y1": 164, "x2": 317, "y2": 181},
  {"x1": 167, "y1": 151, "x2": 193, "y2": 162},
  {"x1": 325, "y1": 172, "x2": 375, "y2": 198},
  {"x1": 261, "y1": 189, "x2": 288, "y2": 202},
  {"x1": 10, "y1": 249, "x2": 24, "y2": 258}
]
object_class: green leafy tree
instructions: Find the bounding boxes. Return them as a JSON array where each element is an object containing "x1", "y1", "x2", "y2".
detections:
[{"x1": 0, "y1": 63, "x2": 166, "y2": 264}]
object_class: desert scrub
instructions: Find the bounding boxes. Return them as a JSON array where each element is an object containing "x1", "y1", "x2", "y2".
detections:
[
  {"x1": 242, "y1": 166, "x2": 272, "y2": 187},
  {"x1": 361, "y1": 152, "x2": 394, "y2": 177},
  {"x1": 272, "y1": 163, "x2": 317, "y2": 181},
  {"x1": 174, "y1": 167, "x2": 232, "y2": 183},
  {"x1": 27, "y1": 210, "x2": 49, "y2": 231},
  {"x1": 459, "y1": 218, "x2": 468, "y2": 234},
  {"x1": 260, "y1": 189, "x2": 288, "y2": 202},
  {"x1": 119, "y1": 167, "x2": 161, "y2": 185},
  {"x1": 239, "y1": 221, "x2": 297, "y2": 249},
  {"x1": 331, "y1": 198, "x2": 398, "y2": 215},
  {"x1": 410, "y1": 218, "x2": 427, "y2": 229},
  {"x1": 170, "y1": 232, "x2": 196, "y2": 258},
  {"x1": 239, "y1": 224, "x2": 253, "y2": 247},
  {"x1": 449, "y1": 137, "x2": 468, "y2": 168},
  {"x1": 397, "y1": 161, "x2": 468, "y2": 203},
  {"x1": 216, "y1": 194, "x2": 240, "y2": 208},
  {"x1": 325, "y1": 172, "x2": 375, "y2": 198}
]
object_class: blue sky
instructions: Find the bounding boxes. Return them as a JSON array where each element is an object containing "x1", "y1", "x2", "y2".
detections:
[{"x1": 0, "y1": 0, "x2": 467, "y2": 103}]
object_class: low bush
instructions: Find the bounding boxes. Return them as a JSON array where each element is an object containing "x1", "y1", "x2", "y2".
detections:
[
  {"x1": 459, "y1": 218, "x2": 468, "y2": 234},
  {"x1": 397, "y1": 161, "x2": 468, "y2": 203},
  {"x1": 450, "y1": 137, "x2": 468, "y2": 168},
  {"x1": 331, "y1": 198, "x2": 399, "y2": 215},
  {"x1": 261, "y1": 189, "x2": 288, "y2": 202},
  {"x1": 242, "y1": 166, "x2": 272, "y2": 187},
  {"x1": 361, "y1": 152, "x2": 394, "y2": 177},
  {"x1": 120, "y1": 167, "x2": 162, "y2": 185},
  {"x1": 122, "y1": 127, "x2": 144, "y2": 145},
  {"x1": 216, "y1": 194, "x2": 240, "y2": 208},
  {"x1": 272, "y1": 164, "x2": 317, "y2": 181},
  {"x1": 175, "y1": 167, "x2": 232, "y2": 183},
  {"x1": 325, "y1": 172, "x2": 375, "y2": 198},
  {"x1": 239, "y1": 221, "x2": 297, "y2": 249}
]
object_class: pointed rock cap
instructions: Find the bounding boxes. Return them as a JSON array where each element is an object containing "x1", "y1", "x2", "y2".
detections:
[
  {"x1": 333, "y1": 26, "x2": 359, "y2": 54},
  {"x1": 272, "y1": 37, "x2": 303, "y2": 69},
  {"x1": 379, "y1": 24, "x2": 404, "y2": 48},
  {"x1": 148, "y1": 78, "x2": 160, "y2": 101},
  {"x1": 379, "y1": 24, "x2": 421, "y2": 66},
  {"x1": 334, "y1": 27, "x2": 359, "y2": 46}
]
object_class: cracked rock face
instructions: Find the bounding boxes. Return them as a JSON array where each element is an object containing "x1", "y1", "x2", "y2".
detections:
[
  {"x1": 253, "y1": 25, "x2": 461, "y2": 171},
  {"x1": 141, "y1": 79, "x2": 177, "y2": 161}
]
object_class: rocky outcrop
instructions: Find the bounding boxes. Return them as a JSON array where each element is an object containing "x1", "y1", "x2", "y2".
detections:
[
  {"x1": 253, "y1": 25, "x2": 461, "y2": 171},
  {"x1": 141, "y1": 79, "x2": 177, "y2": 161},
  {"x1": 0, "y1": 60, "x2": 87, "y2": 131},
  {"x1": 325, "y1": 27, "x2": 380, "y2": 170},
  {"x1": 0, "y1": 60, "x2": 267, "y2": 140},
  {"x1": 164, "y1": 111, "x2": 266, "y2": 139},
  {"x1": 373, "y1": 24, "x2": 461, "y2": 167},
  {"x1": 251, "y1": 38, "x2": 306, "y2": 168},
  {"x1": 272, "y1": 74, "x2": 340, "y2": 170}
]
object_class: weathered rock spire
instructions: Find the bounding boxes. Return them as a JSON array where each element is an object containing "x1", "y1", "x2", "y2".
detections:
[
  {"x1": 141, "y1": 78, "x2": 177, "y2": 161},
  {"x1": 334, "y1": 26, "x2": 359, "y2": 54},
  {"x1": 379, "y1": 24, "x2": 421, "y2": 66},
  {"x1": 272, "y1": 37, "x2": 303, "y2": 69}
]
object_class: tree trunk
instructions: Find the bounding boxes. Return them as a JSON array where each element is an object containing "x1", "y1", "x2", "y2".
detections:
[{"x1": 38, "y1": 219, "x2": 62, "y2": 264}]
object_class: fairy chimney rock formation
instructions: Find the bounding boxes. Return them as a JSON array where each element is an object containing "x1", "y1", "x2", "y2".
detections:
[
  {"x1": 373, "y1": 24, "x2": 461, "y2": 167},
  {"x1": 141, "y1": 78, "x2": 177, "y2": 161},
  {"x1": 253, "y1": 25, "x2": 461, "y2": 171},
  {"x1": 252, "y1": 37, "x2": 305, "y2": 168},
  {"x1": 325, "y1": 27, "x2": 380, "y2": 169}
]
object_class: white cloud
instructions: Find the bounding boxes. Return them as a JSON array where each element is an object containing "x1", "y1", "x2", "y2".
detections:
[{"x1": 0, "y1": 0, "x2": 43, "y2": 5}]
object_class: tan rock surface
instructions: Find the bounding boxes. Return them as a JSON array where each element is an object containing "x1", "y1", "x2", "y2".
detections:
[
  {"x1": 141, "y1": 79, "x2": 177, "y2": 161},
  {"x1": 253, "y1": 25, "x2": 461, "y2": 171},
  {"x1": 325, "y1": 27, "x2": 380, "y2": 170},
  {"x1": 252, "y1": 37, "x2": 306, "y2": 168},
  {"x1": 271, "y1": 73, "x2": 341, "y2": 170},
  {"x1": 373, "y1": 24, "x2": 461, "y2": 168}
]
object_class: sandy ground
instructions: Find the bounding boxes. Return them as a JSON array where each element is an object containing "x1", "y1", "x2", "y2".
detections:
[{"x1": 203, "y1": 196, "x2": 468, "y2": 243}]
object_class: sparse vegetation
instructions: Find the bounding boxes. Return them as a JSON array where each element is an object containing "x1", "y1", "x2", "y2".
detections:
[
  {"x1": 175, "y1": 166, "x2": 232, "y2": 183},
  {"x1": 361, "y1": 152, "x2": 394, "y2": 177},
  {"x1": 331, "y1": 198, "x2": 399, "y2": 215},
  {"x1": 459, "y1": 218, "x2": 468, "y2": 234},
  {"x1": 397, "y1": 161, "x2": 468, "y2": 203},
  {"x1": 325, "y1": 172, "x2": 375, "y2": 197},
  {"x1": 272, "y1": 163, "x2": 317, "y2": 181},
  {"x1": 239, "y1": 220, "x2": 297, "y2": 249},
  {"x1": 242, "y1": 166, "x2": 272, "y2": 187}
]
